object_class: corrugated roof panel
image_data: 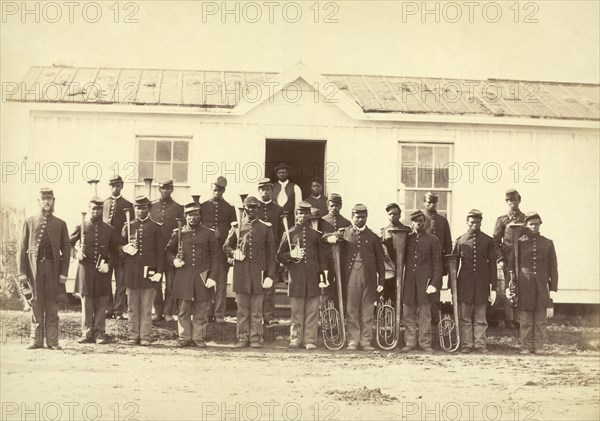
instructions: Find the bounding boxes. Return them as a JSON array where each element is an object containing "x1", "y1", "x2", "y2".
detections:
[
  {"x1": 160, "y1": 70, "x2": 183, "y2": 105},
  {"x1": 64, "y1": 68, "x2": 100, "y2": 103},
  {"x1": 116, "y1": 69, "x2": 142, "y2": 103},
  {"x1": 136, "y1": 70, "x2": 161, "y2": 104},
  {"x1": 94, "y1": 68, "x2": 121, "y2": 103},
  {"x1": 182, "y1": 71, "x2": 205, "y2": 106}
]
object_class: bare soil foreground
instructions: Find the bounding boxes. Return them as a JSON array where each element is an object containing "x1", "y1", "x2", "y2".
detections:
[{"x1": 1, "y1": 310, "x2": 599, "y2": 421}]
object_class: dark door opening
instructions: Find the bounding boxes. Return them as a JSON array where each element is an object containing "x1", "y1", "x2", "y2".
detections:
[{"x1": 265, "y1": 139, "x2": 326, "y2": 200}]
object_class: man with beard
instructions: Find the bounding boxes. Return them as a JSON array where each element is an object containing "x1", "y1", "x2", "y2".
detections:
[
  {"x1": 71, "y1": 197, "x2": 119, "y2": 344},
  {"x1": 453, "y1": 209, "x2": 497, "y2": 353},
  {"x1": 18, "y1": 188, "x2": 70, "y2": 350},
  {"x1": 150, "y1": 179, "x2": 183, "y2": 322},
  {"x1": 401, "y1": 210, "x2": 443, "y2": 354},
  {"x1": 103, "y1": 175, "x2": 132, "y2": 320},
  {"x1": 200, "y1": 176, "x2": 237, "y2": 324},
  {"x1": 166, "y1": 202, "x2": 220, "y2": 347},
  {"x1": 494, "y1": 188, "x2": 526, "y2": 329}
]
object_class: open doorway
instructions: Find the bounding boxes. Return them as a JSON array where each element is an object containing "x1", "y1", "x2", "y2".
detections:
[{"x1": 265, "y1": 139, "x2": 326, "y2": 199}]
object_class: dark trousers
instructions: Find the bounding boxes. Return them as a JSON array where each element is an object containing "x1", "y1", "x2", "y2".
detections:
[
  {"x1": 236, "y1": 293, "x2": 263, "y2": 342},
  {"x1": 346, "y1": 265, "x2": 374, "y2": 347},
  {"x1": 163, "y1": 267, "x2": 176, "y2": 316},
  {"x1": 127, "y1": 288, "x2": 155, "y2": 341},
  {"x1": 210, "y1": 258, "x2": 230, "y2": 318},
  {"x1": 81, "y1": 295, "x2": 109, "y2": 339},
  {"x1": 520, "y1": 307, "x2": 547, "y2": 350},
  {"x1": 262, "y1": 284, "x2": 275, "y2": 322},
  {"x1": 290, "y1": 296, "x2": 320, "y2": 346},
  {"x1": 30, "y1": 261, "x2": 59, "y2": 347},
  {"x1": 404, "y1": 302, "x2": 432, "y2": 348},
  {"x1": 459, "y1": 302, "x2": 487, "y2": 350},
  {"x1": 177, "y1": 299, "x2": 208, "y2": 342},
  {"x1": 106, "y1": 263, "x2": 126, "y2": 316},
  {"x1": 153, "y1": 279, "x2": 164, "y2": 317}
]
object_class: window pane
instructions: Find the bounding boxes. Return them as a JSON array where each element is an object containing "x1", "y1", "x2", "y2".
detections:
[
  {"x1": 405, "y1": 191, "x2": 415, "y2": 210},
  {"x1": 437, "y1": 192, "x2": 448, "y2": 210},
  {"x1": 139, "y1": 140, "x2": 155, "y2": 161},
  {"x1": 418, "y1": 146, "x2": 433, "y2": 165},
  {"x1": 435, "y1": 146, "x2": 450, "y2": 166},
  {"x1": 402, "y1": 145, "x2": 416, "y2": 163},
  {"x1": 173, "y1": 163, "x2": 188, "y2": 183},
  {"x1": 155, "y1": 162, "x2": 171, "y2": 180},
  {"x1": 434, "y1": 168, "x2": 449, "y2": 188},
  {"x1": 138, "y1": 162, "x2": 153, "y2": 180},
  {"x1": 173, "y1": 141, "x2": 188, "y2": 162},
  {"x1": 415, "y1": 190, "x2": 427, "y2": 207},
  {"x1": 401, "y1": 164, "x2": 416, "y2": 187},
  {"x1": 156, "y1": 141, "x2": 172, "y2": 161},
  {"x1": 417, "y1": 167, "x2": 433, "y2": 188}
]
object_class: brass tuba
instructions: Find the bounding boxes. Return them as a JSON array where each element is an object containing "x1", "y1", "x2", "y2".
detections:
[
  {"x1": 376, "y1": 226, "x2": 409, "y2": 350},
  {"x1": 439, "y1": 251, "x2": 460, "y2": 352},
  {"x1": 320, "y1": 231, "x2": 346, "y2": 350}
]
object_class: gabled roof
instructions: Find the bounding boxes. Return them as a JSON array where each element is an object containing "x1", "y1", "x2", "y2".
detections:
[{"x1": 8, "y1": 64, "x2": 600, "y2": 121}]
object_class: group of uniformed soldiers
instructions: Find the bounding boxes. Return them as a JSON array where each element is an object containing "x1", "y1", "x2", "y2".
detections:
[{"x1": 18, "y1": 163, "x2": 558, "y2": 354}]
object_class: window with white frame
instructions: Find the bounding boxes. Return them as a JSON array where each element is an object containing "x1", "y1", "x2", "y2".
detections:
[
  {"x1": 399, "y1": 143, "x2": 452, "y2": 220},
  {"x1": 137, "y1": 136, "x2": 190, "y2": 183}
]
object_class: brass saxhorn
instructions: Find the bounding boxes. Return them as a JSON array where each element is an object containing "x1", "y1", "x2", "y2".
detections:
[
  {"x1": 439, "y1": 252, "x2": 460, "y2": 352},
  {"x1": 320, "y1": 232, "x2": 346, "y2": 350},
  {"x1": 376, "y1": 226, "x2": 409, "y2": 350},
  {"x1": 281, "y1": 212, "x2": 302, "y2": 263}
]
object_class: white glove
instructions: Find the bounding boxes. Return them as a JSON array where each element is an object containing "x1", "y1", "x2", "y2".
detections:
[
  {"x1": 149, "y1": 273, "x2": 162, "y2": 283},
  {"x1": 290, "y1": 247, "x2": 304, "y2": 260},
  {"x1": 205, "y1": 278, "x2": 217, "y2": 289},
  {"x1": 376, "y1": 285, "x2": 384, "y2": 293},
  {"x1": 549, "y1": 291, "x2": 557, "y2": 301},
  {"x1": 319, "y1": 281, "x2": 329, "y2": 289},
  {"x1": 505, "y1": 288, "x2": 512, "y2": 299},
  {"x1": 327, "y1": 235, "x2": 337, "y2": 244},
  {"x1": 262, "y1": 277, "x2": 274, "y2": 289},
  {"x1": 426, "y1": 285, "x2": 437, "y2": 295},
  {"x1": 75, "y1": 250, "x2": 85, "y2": 261},
  {"x1": 173, "y1": 258, "x2": 185, "y2": 268},
  {"x1": 233, "y1": 249, "x2": 246, "y2": 261},
  {"x1": 97, "y1": 263, "x2": 109, "y2": 274},
  {"x1": 59, "y1": 275, "x2": 68, "y2": 285},
  {"x1": 498, "y1": 261, "x2": 505, "y2": 270},
  {"x1": 122, "y1": 244, "x2": 137, "y2": 256},
  {"x1": 489, "y1": 290, "x2": 497, "y2": 306}
]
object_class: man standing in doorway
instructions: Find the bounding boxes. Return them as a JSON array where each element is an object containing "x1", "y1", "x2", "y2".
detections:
[
  {"x1": 272, "y1": 162, "x2": 302, "y2": 228},
  {"x1": 304, "y1": 177, "x2": 328, "y2": 218}
]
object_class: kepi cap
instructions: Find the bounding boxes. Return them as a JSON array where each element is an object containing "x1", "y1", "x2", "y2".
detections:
[
  {"x1": 90, "y1": 196, "x2": 104, "y2": 206},
  {"x1": 467, "y1": 209, "x2": 483, "y2": 219},
  {"x1": 212, "y1": 176, "x2": 228, "y2": 188},
  {"x1": 158, "y1": 179, "x2": 173, "y2": 187},
  {"x1": 505, "y1": 188, "x2": 521, "y2": 200},
  {"x1": 351, "y1": 204, "x2": 368, "y2": 214},
  {"x1": 108, "y1": 175, "x2": 123, "y2": 185},
  {"x1": 257, "y1": 178, "x2": 272, "y2": 189},
  {"x1": 296, "y1": 201, "x2": 311, "y2": 213},
  {"x1": 424, "y1": 192, "x2": 439, "y2": 203},
  {"x1": 184, "y1": 202, "x2": 201, "y2": 214},
  {"x1": 328, "y1": 193, "x2": 342, "y2": 204},
  {"x1": 243, "y1": 196, "x2": 260, "y2": 207},
  {"x1": 410, "y1": 210, "x2": 426, "y2": 221},
  {"x1": 385, "y1": 203, "x2": 401, "y2": 213},
  {"x1": 39, "y1": 187, "x2": 54, "y2": 197},
  {"x1": 134, "y1": 195, "x2": 151, "y2": 207},
  {"x1": 524, "y1": 211, "x2": 542, "y2": 224}
]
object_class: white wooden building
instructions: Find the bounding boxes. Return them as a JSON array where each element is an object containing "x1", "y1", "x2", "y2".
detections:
[{"x1": 3, "y1": 63, "x2": 599, "y2": 304}]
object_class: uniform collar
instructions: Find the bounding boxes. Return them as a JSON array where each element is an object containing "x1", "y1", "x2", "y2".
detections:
[
  {"x1": 110, "y1": 195, "x2": 122, "y2": 200},
  {"x1": 138, "y1": 216, "x2": 149, "y2": 223},
  {"x1": 261, "y1": 199, "x2": 272, "y2": 205},
  {"x1": 311, "y1": 194, "x2": 322, "y2": 199},
  {"x1": 352, "y1": 224, "x2": 366, "y2": 233}
]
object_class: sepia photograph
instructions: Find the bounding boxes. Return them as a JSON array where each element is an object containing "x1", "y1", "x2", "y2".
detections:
[{"x1": 1, "y1": 1, "x2": 599, "y2": 420}]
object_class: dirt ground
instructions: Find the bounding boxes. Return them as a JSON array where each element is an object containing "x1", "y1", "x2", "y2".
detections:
[{"x1": 1, "y1": 310, "x2": 599, "y2": 421}]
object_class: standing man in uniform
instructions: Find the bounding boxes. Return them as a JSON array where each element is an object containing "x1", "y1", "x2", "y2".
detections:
[
  {"x1": 200, "y1": 176, "x2": 237, "y2": 324},
  {"x1": 121, "y1": 196, "x2": 164, "y2": 346},
  {"x1": 508, "y1": 212, "x2": 558, "y2": 354},
  {"x1": 71, "y1": 197, "x2": 119, "y2": 344},
  {"x1": 272, "y1": 162, "x2": 302, "y2": 228},
  {"x1": 166, "y1": 202, "x2": 220, "y2": 347},
  {"x1": 321, "y1": 193, "x2": 352, "y2": 307},
  {"x1": 402, "y1": 210, "x2": 443, "y2": 354},
  {"x1": 257, "y1": 177, "x2": 284, "y2": 325},
  {"x1": 339, "y1": 204, "x2": 386, "y2": 351},
  {"x1": 103, "y1": 175, "x2": 132, "y2": 320},
  {"x1": 380, "y1": 203, "x2": 411, "y2": 302},
  {"x1": 224, "y1": 196, "x2": 276, "y2": 348},
  {"x1": 277, "y1": 202, "x2": 327, "y2": 350},
  {"x1": 304, "y1": 177, "x2": 328, "y2": 218},
  {"x1": 19, "y1": 188, "x2": 70, "y2": 350},
  {"x1": 150, "y1": 179, "x2": 183, "y2": 322},
  {"x1": 453, "y1": 210, "x2": 497, "y2": 353},
  {"x1": 422, "y1": 192, "x2": 452, "y2": 328},
  {"x1": 494, "y1": 188, "x2": 526, "y2": 329}
]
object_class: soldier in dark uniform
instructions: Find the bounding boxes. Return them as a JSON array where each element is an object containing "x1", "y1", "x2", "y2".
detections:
[
  {"x1": 453, "y1": 209, "x2": 497, "y2": 353},
  {"x1": 272, "y1": 162, "x2": 302, "y2": 228},
  {"x1": 380, "y1": 203, "x2": 411, "y2": 302},
  {"x1": 70, "y1": 197, "x2": 119, "y2": 344},
  {"x1": 224, "y1": 196, "x2": 276, "y2": 348},
  {"x1": 304, "y1": 177, "x2": 328, "y2": 218},
  {"x1": 18, "y1": 188, "x2": 70, "y2": 350},
  {"x1": 422, "y1": 191, "x2": 452, "y2": 327},
  {"x1": 321, "y1": 193, "x2": 352, "y2": 306},
  {"x1": 103, "y1": 175, "x2": 132, "y2": 320},
  {"x1": 121, "y1": 196, "x2": 164, "y2": 346},
  {"x1": 277, "y1": 201, "x2": 327, "y2": 350},
  {"x1": 257, "y1": 177, "x2": 284, "y2": 325},
  {"x1": 508, "y1": 212, "x2": 558, "y2": 354},
  {"x1": 402, "y1": 210, "x2": 443, "y2": 354},
  {"x1": 150, "y1": 179, "x2": 183, "y2": 322},
  {"x1": 200, "y1": 176, "x2": 237, "y2": 324},
  {"x1": 494, "y1": 188, "x2": 526, "y2": 329},
  {"x1": 339, "y1": 204, "x2": 386, "y2": 351},
  {"x1": 166, "y1": 202, "x2": 220, "y2": 347}
]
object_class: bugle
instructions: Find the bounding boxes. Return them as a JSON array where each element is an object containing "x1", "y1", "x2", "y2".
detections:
[
  {"x1": 124, "y1": 208, "x2": 133, "y2": 243},
  {"x1": 191, "y1": 195, "x2": 201, "y2": 204},
  {"x1": 320, "y1": 231, "x2": 346, "y2": 350},
  {"x1": 281, "y1": 212, "x2": 302, "y2": 263},
  {"x1": 176, "y1": 217, "x2": 185, "y2": 260},
  {"x1": 439, "y1": 252, "x2": 460, "y2": 352},
  {"x1": 376, "y1": 226, "x2": 409, "y2": 350}
]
